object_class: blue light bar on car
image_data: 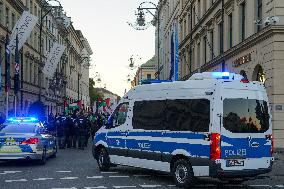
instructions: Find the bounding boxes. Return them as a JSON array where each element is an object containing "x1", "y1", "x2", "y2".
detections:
[{"x1": 7, "y1": 117, "x2": 38, "y2": 123}]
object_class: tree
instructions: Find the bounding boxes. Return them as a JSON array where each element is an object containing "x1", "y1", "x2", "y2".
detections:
[{"x1": 89, "y1": 78, "x2": 104, "y2": 105}]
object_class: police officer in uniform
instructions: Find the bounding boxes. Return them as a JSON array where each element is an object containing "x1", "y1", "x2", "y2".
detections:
[{"x1": 77, "y1": 113, "x2": 86, "y2": 150}]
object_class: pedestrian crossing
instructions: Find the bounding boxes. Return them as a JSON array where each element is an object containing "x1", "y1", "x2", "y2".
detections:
[{"x1": 1, "y1": 169, "x2": 284, "y2": 188}]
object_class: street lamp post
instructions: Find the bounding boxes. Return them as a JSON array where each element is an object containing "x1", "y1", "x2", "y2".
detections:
[
  {"x1": 129, "y1": 2, "x2": 160, "y2": 80},
  {"x1": 38, "y1": 0, "x2": 63, "y2": 102}
]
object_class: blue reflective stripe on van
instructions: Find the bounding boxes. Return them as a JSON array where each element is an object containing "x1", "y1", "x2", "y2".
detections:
[{"x1": 221, "y1": 135, "x2": 271, "y2": 158}]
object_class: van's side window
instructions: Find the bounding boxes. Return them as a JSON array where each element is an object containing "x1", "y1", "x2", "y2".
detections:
[
  {"x1": 165, "y1": 99, "x2": 210, "y2": 132},
  {"x1": 223, "y1": 99, "x2": 270, "y2": 133},
  {"x1": 110, "y1": 103, "x2": 129, "y2": 127},
  {"x1": 133, "y1": 100, "x2": 166, "y2": 130},
  {"x1": 133, "y1": 99, "x2": 210, "y2": 132}
]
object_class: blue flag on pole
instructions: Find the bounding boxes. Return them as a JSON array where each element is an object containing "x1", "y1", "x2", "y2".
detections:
[
  {"x1": 174, "y1": 20, "x2": 179, "y2": 81},
  {"x1": 14, "y1": 33, "x2": 20, "y2": 95},
  {"x1": 5, "y1": 34, "x2": 10, "y2": 93},
  {"x1": 0, "y1": 49, "x2": 2, "y2": 93},
  {"x1": 169, "y1": 32, "x2": 174, "y2": 80}
]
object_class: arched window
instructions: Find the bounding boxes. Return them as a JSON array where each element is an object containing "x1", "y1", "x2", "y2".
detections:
[{"x1": 252, "y1": 64, "x2": 266, "y2": 83}]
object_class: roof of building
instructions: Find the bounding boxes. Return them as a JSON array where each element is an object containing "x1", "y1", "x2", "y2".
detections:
[
  {"x1": 95, "y1": 88, "x2": 120, "y2": 98},
  {"x1": 141, "y1": 56, "x2": 156, "y2": 68}
]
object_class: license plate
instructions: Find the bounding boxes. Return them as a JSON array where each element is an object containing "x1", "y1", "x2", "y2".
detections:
[{"x1": 226, "y1": 159, "x2": 244, "y2": 167}]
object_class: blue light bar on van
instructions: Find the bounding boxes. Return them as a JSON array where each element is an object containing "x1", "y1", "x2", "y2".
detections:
[
  {"x1": 211, "y1": 72, "x2": 230, "y2": 79},
  {"x1": 140, "y1": 79, "x2": 172, "y2": 85}
]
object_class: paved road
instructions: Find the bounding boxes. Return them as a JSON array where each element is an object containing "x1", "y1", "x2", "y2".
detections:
[{"x1": 0, "y1": 143, "x2": 284, "y2": 189}]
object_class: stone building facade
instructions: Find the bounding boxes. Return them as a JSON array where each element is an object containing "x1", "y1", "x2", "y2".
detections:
[
  {"x1": 0, "y1": 0, "x2": 92, "y2": 117},
  {"x1": 155, "y1": 0, "x2": 284, "y2": 148}
]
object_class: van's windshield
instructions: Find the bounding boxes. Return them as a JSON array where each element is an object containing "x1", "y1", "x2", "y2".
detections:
[{"x1": 223, "y1": 99, "x2": 270, "y2": 133}]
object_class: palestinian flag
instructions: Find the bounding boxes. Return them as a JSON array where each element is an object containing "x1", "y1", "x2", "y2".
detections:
[
  {"x1": 98, "y1": 98, "x2": 106, "y2": 108},
  {"x1": 69, "y1": 100, "x2": 82, "y2": 110}
]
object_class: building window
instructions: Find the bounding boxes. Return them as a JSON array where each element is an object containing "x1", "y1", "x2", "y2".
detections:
[
  {"x1": 218, "y1": 23, "x2": 223, "y2": 54},
  {"x1": 25, "y1": 58, "x2": 29, "y2": 82},
  {"x1": 197, "y1": 0, "x2": 201, "y2": 19},
  {"x1": 5, "y1": 7, "x2": 9, "y2": 28},
  {"x1": 183, "y1": 19, "x2": 186, "y2": 39},
  {"x1": 203, "y1": 36, "x2": 207, "y2": 64},
  {"x1": 34, "y1": 5, "x2": 37, "y2": 16},
  {"x1": 197, "y1": 43, "x2": 200, "y2": 70},
  {"x1": 240, "y1": 2, "x2": 246, "y2": 41},
  {"x1": 30, "y1": 62, "x2": 33, "y2": 83},
  {"x1": 228, "y1": 13, "x2": 233, "y2": 48},
  {"x1": 11, "y1": 13, "x2": 15, "y2": 28},
  {"x1": 29, "y1": 0, "x2": 33, "y2": 14},
  {"x1": 257, "y1": 0, "x2": 262, "y2": 32},
  {"x1": 192, "y1": 6, "x2": 196, "y2": 26},
  {"x1": 0, "y1": 1, "x2": 3, "y2": 25},
  {"x1": 147, "y1": 74, "x2": 151, "y2": 80},
  {"x1": 210, "y1": 30, "x2": 214, "y2": 60}
]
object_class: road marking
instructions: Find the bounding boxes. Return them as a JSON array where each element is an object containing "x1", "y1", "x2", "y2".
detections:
[
  {"x1": 133, "y1": 175, "x2": 151, "y2": 177},
  {"x1": 276, "y1": 185, "x2": 284, "y2": 188},
  {"x1": 109, "y1": 175, "x2": 129, "y2": 178},
  {"x1": 85, "y1": 187, "x2": 107, "y2": 189},
  {"x1": 60, "y1": 177, "x2": 78, "y2": 180},
  {"x1": 140, "y1": 185, "x2": 162, "y2": 188},
  {"x1": 33, "y1": 178, "x2": 54, "y2": 181},
  {"x1": 87, "y1": 176, "x2": 104, "y2": 179},
  {"x1": 249, "y1": 185, "x2": 272, "y2": 188},
  {"x1": 113, "y1": 186, "x2": 136, "y2": 189},
  {"x1": 101, "y1": 171, "x2": 118, "y2": 174},
  {"x1": 0, "y1": 171, "x2": 22, "y2": 174},
  {"x1": 5, "y1": 179, "x2": 28, "y2": 183},
  {"x1": 56, "y1": 171, "x2": 71, "y2": 173}
]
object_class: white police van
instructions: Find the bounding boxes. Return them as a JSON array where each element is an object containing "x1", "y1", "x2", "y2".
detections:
[{"x1": 92, "y1": 72, "x2": 274, "y2": 187}]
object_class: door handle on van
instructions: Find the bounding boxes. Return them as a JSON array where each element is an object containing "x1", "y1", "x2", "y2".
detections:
[
  {"x1": 251, "y1": 142, "x2": 260, "y2": 148},
  {"x1": 204, "y1": 134, "x2": 210, "y2": 141}
]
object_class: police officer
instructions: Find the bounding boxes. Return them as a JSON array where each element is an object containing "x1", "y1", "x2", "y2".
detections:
[
  {"x1": 84, "y1": 114, "x2": 91, "y2": 147},
  {"x1": 62, "y1": 114, "x2": 71, "y2": 148},
  {"x1": 71, "y1": 112, "x2": 78, "y2": 148},
  {"x1": 77, "y1": 112, "x2": 86, "y2": 150},
  {"x1": 56, "y1": 116, "x2": 65, "y2": 149}
]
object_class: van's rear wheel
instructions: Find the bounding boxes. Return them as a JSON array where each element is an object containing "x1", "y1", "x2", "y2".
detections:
[
  {"x1": 172, "y1": 159, "x2": 195, "y2": 188},
  {"x1": 97, "y1": 148, "x2": 110, "y2": 171}
]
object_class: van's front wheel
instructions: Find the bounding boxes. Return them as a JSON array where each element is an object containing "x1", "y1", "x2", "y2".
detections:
[
  {"x1": 97, "y1": 148, "x2": 110, "y2": 171},
  {"x1": 172, "y1": 159, "x2": 195, "y2": 188}
]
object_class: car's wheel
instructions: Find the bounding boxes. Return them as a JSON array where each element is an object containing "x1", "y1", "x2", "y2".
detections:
[
  {"x1": 97, "y1": 147, "x2": 110, "y2": 171},
  {"x1": 38, "y1": 147, "x2": 47, "y2": 165},
  {"x1": 172, "y1": 159, "x2": 195, "y2": 188},
  {"x1": 50, "y1": 145, "x2": 57, "y2": 158}
]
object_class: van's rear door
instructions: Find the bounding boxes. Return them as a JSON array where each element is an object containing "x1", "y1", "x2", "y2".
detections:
[{"x1": 221, "y1": 97, "x2": 272, "y2": 170}]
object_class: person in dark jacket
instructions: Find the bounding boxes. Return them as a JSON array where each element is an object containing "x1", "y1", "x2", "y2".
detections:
[
  {"x1": 56, "y1": 116, "x2": 65, "y2": 149},
  {"x1": 70, "y1": 113, "x2": 78, "y2": 148},
  {"x1": 77, "y1": 113, "x2": 86, "y2": 150}
]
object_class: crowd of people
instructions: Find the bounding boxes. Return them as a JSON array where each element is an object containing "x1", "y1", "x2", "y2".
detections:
[{"x1": 45, "y1": 111, "x2": 109, "y2": 150}]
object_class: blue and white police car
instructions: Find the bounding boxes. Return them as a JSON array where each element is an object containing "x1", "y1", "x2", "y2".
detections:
[
  {"x1": 92, "y1": 72, "x2": 274, "y2": 187},
  {"x1": 0, "y1": 117, "x2": 57, "y2": 165}
]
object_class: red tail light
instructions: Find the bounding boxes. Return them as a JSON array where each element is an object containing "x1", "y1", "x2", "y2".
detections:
[
  {"x1": 21, "y1": 138, "x2": 39, "y2": 145},
  {"x1": 210, "y1": 133, "x2": 221, "y2": 160},
  {"x1": 241, "y1": 79, "x2": 250, "y2": 83}
]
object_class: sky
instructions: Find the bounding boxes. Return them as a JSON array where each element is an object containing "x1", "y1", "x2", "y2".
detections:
[{"x1": 59, "y1": 0, "x2": 158, "y2": 97}]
